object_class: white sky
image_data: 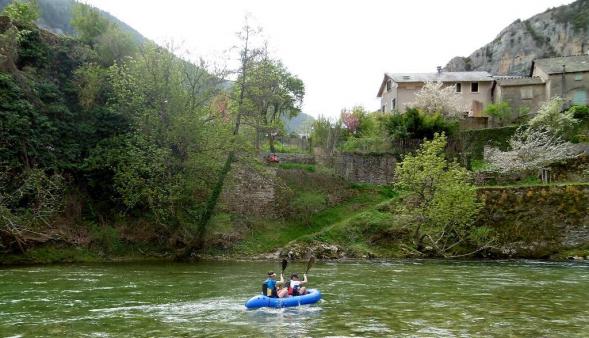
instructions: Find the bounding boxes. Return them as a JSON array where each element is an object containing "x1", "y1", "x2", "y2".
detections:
[{"x1": 85, "y1": 0, "x2": 573, "y2": 119}]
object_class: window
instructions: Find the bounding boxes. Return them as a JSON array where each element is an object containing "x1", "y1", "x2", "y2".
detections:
[
  {"x1": 471, "y1": 82, "x2": 479, "y2": 93},
  {"x1": 456, "y1": 83, "x2": 462, "y2": 93},
  {"x1": 573, "y1": 90, "x2": 587, "y2": 105},
  {"x1": 386, "y1": 80, "x2": 392, "y2": 91},
  {"x1": 382, "y1": 105, "x2": 386, "y2": 112},
  {"x1": 392, "y1": 98, "x2": 396, "y2": 110},
  {"x1": 520, "y1": 87, "x2": 533, "y2": 99},
  {"x1": 575, "y1": 74, "x2": 583, "y2": 81}
]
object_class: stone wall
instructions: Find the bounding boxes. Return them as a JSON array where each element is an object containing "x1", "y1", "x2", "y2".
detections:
[
  {"x1": 334, "y1": 153, "x2": 397, "y2": 184},
  {"x1": 219, "y1": 164, "x2": 278, "y2": 218},
  {"x1": 478, "y1": 184, "x2": 589, "y2": 258}
]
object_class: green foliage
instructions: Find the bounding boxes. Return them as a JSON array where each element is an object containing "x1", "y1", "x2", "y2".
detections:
[
  {"x1": 460, "y1": 126, "x2": 518, "y2": 161},
  {"x1": 238, "y1": 56, "x2": 305, "y2": 151},
  {"x1": 568, "y1": 104, "x2": 589, "y2": 142},
  {"x1": 569, "y1": 104, "x2": 589, "y2": 120},
  {"x1": 15, "y1": 28, "x2": 48, "y2": 68},
  {"x1": 2, "y1": 0, "x2": 39, "y2": 26},
  {"x1": 470, "y1": 159, "x2": 491, "y2": 172},
  {"x1": 70, "y1": 3, "x2": 110, "y2": 45},
  {"x1": 394, "y1": 133, "x2": 490, "y2": 256},
  {"x1": 310, "y1": 115, "x2": 332, "y2": 147},
  {"x1": 384, "y1": 108, "x2": 458, "y2": 141},
  {"x1": 279, "y1": 163, "x2": 316, "y2": 172},
  {"x1": 340, "y1": 136, "x2": 390, "y2": 153},
  {"x1": 290, "y1": 191, "x2": 327, "y2": 224},
  {"x1": 553, "y1": 0, "x2": 589, "y2": 32},
  {"x1": 484, "y1": 101, "x2": 512, "y2": 126}
]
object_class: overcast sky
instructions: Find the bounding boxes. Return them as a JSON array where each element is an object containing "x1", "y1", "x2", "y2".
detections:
[{"x1": 85, "y1": 0, "x2": 573, "y2": 119}]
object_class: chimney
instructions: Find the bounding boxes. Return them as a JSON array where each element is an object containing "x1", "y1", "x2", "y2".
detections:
[{"x1": 437, "y1": 66, "x2": 442, "y2": 75}]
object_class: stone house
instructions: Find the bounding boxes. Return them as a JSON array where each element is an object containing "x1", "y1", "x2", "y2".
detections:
[
  {"x1": 531, "y1": 55, "x2": 589, "y2": 105},
  {"x1": 376, "y1": 70, "x2": 495, "y2": 116},
  {"x1": 492, "y1": 76, "x2": 547, "y2": 116},
  {"x1": 493, "y1": 54, "x2": 589, "y2": 115}
]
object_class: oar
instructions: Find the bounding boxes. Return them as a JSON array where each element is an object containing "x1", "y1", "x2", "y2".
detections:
[
  {"x1": 281, "y1": 258, "x2": 288, "y2": 274},
  {"x1": 304, "y1": 256, "x2": 315, "y2": 274}
]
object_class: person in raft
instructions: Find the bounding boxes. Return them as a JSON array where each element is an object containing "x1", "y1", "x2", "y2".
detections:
[
  {"x1": 288, "y1": 273, "x2": 308, "y2": 296},
  {"x1": 262, "y1": 271, "x2": 284, "y2": 298}
]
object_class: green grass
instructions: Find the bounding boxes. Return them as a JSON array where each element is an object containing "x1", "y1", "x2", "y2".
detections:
[
  {"x1": 278, "y1": 163, "x2": 316, "y2": 172},
  {"x1": 230, "y1": 185, "x2": 391, "y2": 255}
]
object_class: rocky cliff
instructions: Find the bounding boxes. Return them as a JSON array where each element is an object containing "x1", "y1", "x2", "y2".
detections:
[{"x1": 445, "y1": 0, "x2": 589, "y2": 75}]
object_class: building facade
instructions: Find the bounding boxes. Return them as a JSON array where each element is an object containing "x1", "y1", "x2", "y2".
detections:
[
  {"x1": 376, "y1": 71, "x2": 494, "y2": 116},
  {"x1": 378, "y1": 54, "x2": 589, "y2": 120}
]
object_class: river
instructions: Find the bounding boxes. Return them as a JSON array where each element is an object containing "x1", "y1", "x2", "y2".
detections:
[{"x1": 0, "y1": 260, "x2": 588, "y2": 337}]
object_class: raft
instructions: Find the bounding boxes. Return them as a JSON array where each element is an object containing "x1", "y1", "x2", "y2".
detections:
[{"x1": 244, "y1": 289, "x2": 321, "y2": 309}]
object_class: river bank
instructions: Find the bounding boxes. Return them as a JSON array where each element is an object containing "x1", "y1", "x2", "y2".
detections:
[{"x1": 2, "y1": 168, "x2": 588, "y2": 266}]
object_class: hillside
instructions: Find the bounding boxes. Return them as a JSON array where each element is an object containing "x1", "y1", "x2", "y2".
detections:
[
  {"x1": 283, "y1": 112, "x2": 314, "y2": 134},
  {"x1": 0, "y1": 0, "x2": 145, "y2": 42},
  {"x1": 445, "y1": 0, "x2": 589, "y2": 75}
]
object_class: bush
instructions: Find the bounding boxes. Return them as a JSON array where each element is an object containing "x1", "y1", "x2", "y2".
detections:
[
  {"x1": 484, "y1": 101, "x2": 512, "y2": 126},
  {"x1": 383, "y1": 108, "x2": 458, "y2": 141},
  {"x1": 290, "y1": 192, "x2": 327, "y2": 224}
]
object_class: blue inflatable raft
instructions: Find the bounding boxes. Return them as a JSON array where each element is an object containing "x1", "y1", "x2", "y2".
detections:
[{"x1": 245, "y1": 289, "x2": 321, "y2": 309}]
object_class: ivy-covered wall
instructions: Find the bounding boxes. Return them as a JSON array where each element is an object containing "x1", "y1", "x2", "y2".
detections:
[
  {"x1": 478, "y1": 184, "x2": 589, "y2": 258},
  {"x1": 458, "y1": 126, "x2": 519, "y2": 161}
]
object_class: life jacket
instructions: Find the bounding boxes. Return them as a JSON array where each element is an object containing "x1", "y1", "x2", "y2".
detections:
[
  {"x1": 288, "y1": 280, "x2": 301, "y2": 296},
  {"x1": 262, "y1": 278, "x2": 277, "y2": 298}
]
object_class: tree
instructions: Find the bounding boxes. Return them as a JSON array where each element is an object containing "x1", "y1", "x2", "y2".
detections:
[
  {"x1": 384, "y1": 108, "x2": 458, "y2": 141},
  {"x1": 411, "y1": 81, "x2": 466, "y2": 117},
  {"x1": 486, "y1": 128, "x2": 580, "y2": 173},
  {"x1": 2, "y1": 0, "x2": 39, "y2": 26},
  {"x1": 394, "y1": 133, "x2": 492, "y2": 257},
  {"x1": 70, "y1": 3, "x2": 110, "y2": 46},
  {"x1": 179, "y1": 19, "x2": 263, "y2": 258},
  {"x1": 239, "y1": 54, "x2": 304, "y2": 152},
  {"x1": 486, "y1": 98, "x2": 581, "y2": 173},
  {"x1": 528, "y1": 97, "x2": 578, "y2": 138},
  {"x1": 484, "y1": 101, "x2": 512, "y2": 126}
]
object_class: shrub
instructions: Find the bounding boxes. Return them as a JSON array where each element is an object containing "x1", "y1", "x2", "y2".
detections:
[
  {"x1": 384, "y1": 108, "x2": 458, "y2": 141},
  {"x1": 484, "y1": 101, "x2": 512, "y2": 126}
]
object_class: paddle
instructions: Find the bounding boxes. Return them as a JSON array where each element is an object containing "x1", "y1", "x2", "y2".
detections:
[
  {"x1": 281, "y1": 258, "x2": 288, "y2": 274},
  {"x1": 304, "y1": 256, "x2": 315, "y2": 275}
]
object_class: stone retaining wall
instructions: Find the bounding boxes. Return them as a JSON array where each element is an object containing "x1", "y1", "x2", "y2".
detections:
[
  {"x1": 478, "y1": 184, "x2": 589, "y2": 258},
  {"x1": 334, "y1": 153, "x2": 397, "y2": 184}
]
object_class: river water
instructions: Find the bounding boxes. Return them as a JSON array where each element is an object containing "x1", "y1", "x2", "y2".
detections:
[{"x1": 0, "y1": 260, "x2": 588, "y2": 337}]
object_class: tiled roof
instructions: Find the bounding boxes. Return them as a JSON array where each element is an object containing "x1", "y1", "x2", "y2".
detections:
[
  {"x1": 495, "y1": 76, "x2": 545, "y2": 86},
  {"x1": 386, "y1": 71, "x2": 494, "y2": 83},
  {"x1": 532, "y1": 54, "x2": 589, "y2": 75}
]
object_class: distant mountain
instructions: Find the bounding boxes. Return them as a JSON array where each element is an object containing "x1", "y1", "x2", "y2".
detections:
[
  {"x1": 283, "y1": 112, "x2": 315, "y2": 135},
  {"x1": 445, "y1": 0, "x2": 589, "y2": 75},
  {"x1": 0, "y1": 0, "x2": 146, "y2": 42}
]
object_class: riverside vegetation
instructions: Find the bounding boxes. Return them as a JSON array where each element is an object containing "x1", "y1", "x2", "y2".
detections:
[{"x1": 1, "y1": 0, "x2": 589, "y2": 265}]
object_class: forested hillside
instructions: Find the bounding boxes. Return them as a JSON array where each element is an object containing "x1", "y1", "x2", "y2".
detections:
[
  {"x1": 0, "y1": 0, "x2": 145, "y2": 41},
  {"x1": 0, "y1": 0, "x2": 307, "y2": 261}
]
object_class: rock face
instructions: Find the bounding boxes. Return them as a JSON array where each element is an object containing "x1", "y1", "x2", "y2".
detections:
[{"x1": 445, "y1": 0, "x2": 589, "y2": 76}]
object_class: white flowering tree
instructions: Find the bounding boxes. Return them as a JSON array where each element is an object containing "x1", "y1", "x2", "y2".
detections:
[
  {"x1": 486, "y1": 98, "x2": 582, "y2": 174},
  {"x1": 486, "y1": 128, "x2": 580, "y2": 173},
  {"x1": 527, "y1": 97, "x2": 578, "y2": 137},
  {"x1": 412, "y1": 81, "x2": 467, "y2": 118}
]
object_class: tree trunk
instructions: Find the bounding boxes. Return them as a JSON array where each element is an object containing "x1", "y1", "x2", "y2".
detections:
[{"x1": 176, "y1": 22, "x2": 254, "y2": 260}]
